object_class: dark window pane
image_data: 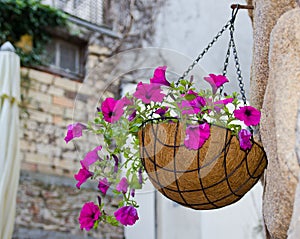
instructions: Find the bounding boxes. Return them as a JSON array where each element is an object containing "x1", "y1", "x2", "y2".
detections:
[{"x1": 59, "y1": 41, "x2": 78, "y2": 73}]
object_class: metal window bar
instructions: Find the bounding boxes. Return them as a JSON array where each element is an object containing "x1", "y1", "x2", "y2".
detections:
[{"x1": 42, "y1": 0, "x2": 103, "y2": 26}]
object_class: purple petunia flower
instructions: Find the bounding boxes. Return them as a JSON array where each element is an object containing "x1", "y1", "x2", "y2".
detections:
[
  {"x1": 203, "y1": 74, "x2": 229, "y2": 94},
  {"x1": 101, "y1": 98, "x2": 124, "y2": 123},
  {"x1": 138, "y1": 167, "x2": 143, "y2": 184},
  {"x1": 74, "y1": 165, "x2": 93, "y2": 189},
  {"x1": 64, "y1": 123, "x2": 86, "y2": 143},
  {"x1": 116, "y1": 177, "x2": 128, "y2": 194},
  {"x1": 78, "y1": 202, "x2": 101, "y2": 231},
  {"x1": 234, "y1": 106, "x2": 261, "y2": 126},
  {"x1": 112, "y1": 154, "x2": 119, "y2": 173},
  {"x1": 184, "y1": 123, "x2": 210, "y2": 150},
  {"x1": 214, "y1": 98, "x2": 234, "y2": 112},
  {"x1": 238, "y1": 129, "x2": 252, "y2": 150},
  {"x1": 128, "y1": 109, "x2": 137, "y2": 121},
  {"x1": 98, "y1": 178, "x2": 110, "y2": 195},
  {"x1": 81, "y1": 145, "x2": 102, "y2": 169},
  {"x1": 133, "y1": 82, "x2": 165, "y2": 104},
  {"x1": 155, "y1": 107, "x2": 169, "y2": 117},
  {"x1": 114, "y1": 206, "x2": 139, "y2": 226},
  {"x1": 131, "y1": 189, "x2": 135, "y2": 197},
  {"x1": 150, "y1": 66, "x2": 170, "y2": 86}
]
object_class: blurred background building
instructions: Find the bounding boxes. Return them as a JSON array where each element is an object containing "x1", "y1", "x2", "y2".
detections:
[{"x1": 0, "y1": 0, "x2": 263, "y2": 238}]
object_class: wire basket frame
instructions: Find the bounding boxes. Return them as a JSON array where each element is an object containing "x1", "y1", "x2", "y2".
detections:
[{"x1": 138, "y1": 119, "x2": 267, "y2": 209}]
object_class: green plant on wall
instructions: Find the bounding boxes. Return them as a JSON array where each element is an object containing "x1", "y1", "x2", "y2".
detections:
[{"x1": 0, "y1": 0, "x2": 67, "y2": 66}]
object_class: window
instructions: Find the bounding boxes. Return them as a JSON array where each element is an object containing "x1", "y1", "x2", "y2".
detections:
[{"x1": 43, "y1": 37, "x2": 86, "y2": 80}]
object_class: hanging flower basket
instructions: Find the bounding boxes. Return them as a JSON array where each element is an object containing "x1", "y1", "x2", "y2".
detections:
[
  {"x1": 64, "y1": 6, "x2": 267, "y2": 230},
  {"x1": 139, "y1": 119, "x2": 267, "y2": 210}
]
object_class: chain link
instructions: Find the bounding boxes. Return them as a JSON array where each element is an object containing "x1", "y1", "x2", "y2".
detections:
[
  {"x1": 176, "y1": 20, "x2": 231, "y2": 86},
  {"x1": 220, "y1": 33, "x2": 232, "y2": 95},
  {"x1": 229, "y1": 24, "x2": 247, "y2": 105},
  {"x1": 177, "y1": 5, "x2": 247, "y2": 105}
]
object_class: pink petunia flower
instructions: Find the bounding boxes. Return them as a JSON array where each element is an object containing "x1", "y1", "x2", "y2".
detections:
[
  {"x1": 78, "y1": 202, "x2": 101, "y2": 231},
  {"x1": 116, "y1": 177, "x2": 128, "y2": 194},
  {"x1": 203, "y1": 74, "x2": 229, "y2": 94},
  {"x1": 101, "y1": 98, "x2": 124, "y2": 123},
  {"x1": 119, "y1": 96, "x2": 133, "y2": 108},
  {"x1": 190, "y1": 96, "x2": 206, "y2": 110},
  {"x1": 184, "y1": 123, "x2": 210, "y2": 150},
  {"x1": 150, "y1": 66, "x2": 170, "y2": 86},
  {"x1": 214, "y1": 98, "x2": 234, "y2": 112},
  {"x1": 64, "y1": 123, "x2": 86, "y2": 143},
  {"x1": 178, "y1": 96, "x2": 206, "y2": 115},
  {"x1": 74, "y1": 165, "x2": 93, "y2": 189},
  {"x1": 178, "y1": 100, "x2": 198, "y2": 115},
  {"x1": 238, "y1": 129, "x2": 252, "y2": 150},
  {"x1": 133, "y1": 82, "x2": 165, "y2": 104},
  {"x1": 98, "y1": 178, "x2": 110, "y2": 195},
  {"x1": 114, "y1": 206, "x2": 139, "y2": 226},
  {"x1": 81, "y1": 145, "x2": 102, "y2": 169},
  {"x1": 233, "y1": 106, "x2": 261, "y2": 126},
  {"x1": 186, "y1": 90, "x2": 198, "y2": 96}
]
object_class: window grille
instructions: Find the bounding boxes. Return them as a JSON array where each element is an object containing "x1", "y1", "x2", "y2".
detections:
[{"x1": 42, "y1": 0, "x2": 103, "y2": 26}]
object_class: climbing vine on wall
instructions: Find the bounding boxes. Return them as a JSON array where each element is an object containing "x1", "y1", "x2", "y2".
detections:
[{"x1": 0, "y1": 0, "x2": 67, "y2": 66}]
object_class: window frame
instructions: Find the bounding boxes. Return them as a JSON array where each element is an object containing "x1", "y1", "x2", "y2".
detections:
[{"x1": 38, "y1": 33, "x2": 87, "y2": 82}]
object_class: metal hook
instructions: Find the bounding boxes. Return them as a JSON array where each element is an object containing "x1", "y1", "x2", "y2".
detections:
[
  {"x1": 231, "y1": 4, "x2": 240, "y2": 24},
  {"x1": 231, "y1": 4, "x2": 254, "y2": 10}
]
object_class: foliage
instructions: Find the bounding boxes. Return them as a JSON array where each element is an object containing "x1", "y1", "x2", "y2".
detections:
[
  {"x1": 0, "y1": 0, "x2": 67, "y2": 66},
  {"x1": 65, "y1": 66, "x2": 261, "y2": 229}
]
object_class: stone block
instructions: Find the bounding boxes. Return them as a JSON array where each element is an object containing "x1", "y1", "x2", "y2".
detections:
[
  {"x1": 53, "y1": 96, "x2": 74, "y2": 108},
  {"x1": 27, "y1": 109, "x2": 53, "y2": 123},
  {"x1": 48, "y1": 85, "x2": 65, "y2": 96},
  {"x1": 86, "y1": 55, "x2": 99, "y2": 69},
  {"x1": 29, "y1": 69, "x2": 54, "y2": 85},
  {"x1": 47, "y1": 104, "x2": 64, "y2": 116},
  {"x1": 20, "y1": 162, "x2": 38, "y2": 172},
  {"x1": 20, "y1": 139, "x2": 36, "y2": 152},
  {"x1": 37, "y1": 164, "x2": 63, "y2": 176},
  {"x1": 28, "y1": 89, "x2": 52, "y2": 104},
  {"x1": 25, "y1": 152, "x2": 53, "y2": 165},
  {"x1": 88, "y1": 45, "x2": 111, "y2": 56},
  {"x1": 53, "y1": 76, "x2": 81, "y2": 92},
  {"x1": 261, "y1": 8, "x2": 300, "y2": 239},
  {"x1": 40, "y1": 83, "x2": 49, "y2": 93},
  {"x1": 53, "y1": 115, "x2": 63, "y2": 125},
  {"x1": 36, "y1": 144, "x2": 62, "y2": 158}
]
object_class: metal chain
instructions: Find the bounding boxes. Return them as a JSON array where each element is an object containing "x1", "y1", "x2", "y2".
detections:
[
  {"x1": 176, "y1": 6, "x2": 248, "y2": 105},
  {"x1": 222, "y1": 41, "x2": 231, "y2": 77},
  {"x1": 220, "y1": 33, "x2": 232, "y2": 95},
  {"x1": 229, "y1": 24, "x2": 247, "y2": 105},
  {"x1": 176, "y1": 20, "x2": 232, "y2": 86}
]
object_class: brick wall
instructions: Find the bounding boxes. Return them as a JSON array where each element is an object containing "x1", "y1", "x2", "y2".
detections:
[{"x1": 14, "y1": 45, "x2": 124, "y2": 238}]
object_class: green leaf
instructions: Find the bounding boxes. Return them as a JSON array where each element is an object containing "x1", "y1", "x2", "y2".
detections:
[
  {"x1": 185, "y1": 94, "x2": 196, "y2": 101},
  {"x1": 130, "y1": 174, "x2": 142, "y2": 189},
  {"x1": 106, "y1": 215, "x2": 119, "y2": 226}
]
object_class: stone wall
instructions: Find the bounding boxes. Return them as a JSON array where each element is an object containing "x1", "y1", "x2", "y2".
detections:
[
  {"x1": 14, "y1": 44, "x2": 124, "y2": 238},
  {"x1": 19, "y1": 44, "x2": 115, "y2": 177},
  {"x1": 13, "y1": 171, "x2": 123, "y2": 239},
  {"x1": 12, "y1": 1, "x2": 165, "y2": 238}
]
